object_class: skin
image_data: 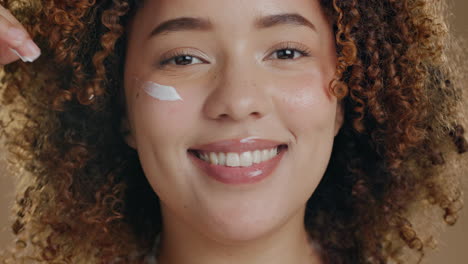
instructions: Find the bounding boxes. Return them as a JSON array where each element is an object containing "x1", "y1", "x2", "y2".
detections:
[
  {"x1": 0, "y1": 5, "x2": 41, "y2": 65},
  {"x1": 123, "y1": 0, "x2": 343, "y2": 263}
]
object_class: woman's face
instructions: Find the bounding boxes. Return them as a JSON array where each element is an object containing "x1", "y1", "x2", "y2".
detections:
[{"x1": 124, "y1": 0, "x2": 342, "y2": 242}]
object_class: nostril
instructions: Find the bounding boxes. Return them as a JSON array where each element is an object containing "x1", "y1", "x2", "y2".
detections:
[{"x1": 250, "y1": 111, "x2": 261, "y2": 117}]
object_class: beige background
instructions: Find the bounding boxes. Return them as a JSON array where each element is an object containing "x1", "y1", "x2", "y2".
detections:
[{"x1": 1, "y1": 0, "x2": 468, "y2": 262}]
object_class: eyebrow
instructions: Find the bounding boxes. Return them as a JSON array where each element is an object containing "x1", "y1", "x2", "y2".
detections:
[
  {"x1": 148, "y1": 13, "x2": 316, "y2": 39},
  {"x1": 149, "y1": 17, "x2": 212, "y2": 37},
  {"x1": 255, "y1": 13, "x2": 317, "y2": 32}
]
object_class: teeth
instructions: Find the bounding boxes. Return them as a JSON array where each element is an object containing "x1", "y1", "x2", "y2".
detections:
[
  {"x1": 209, "y1": 152, "x2": 218, "y2": 165},
  {"x1": 261, "y1": 149, "x2": 270, "y2": 161},
  {"x1": 197, "y1": 147, "x2": 281, "y2": 167},
  {"x1": 226, "y1": 153, "x2": 240, "y2": 167},
  {"x1": 218, "y1": 152, "x2": 226, "y2": 166},
  {"x1": 270, "y1": 148, "x2": 277, "y2": 157},
  {"x1": 240, "y1": 151, "x2": 253, "y2": 167},
  {"x1": 253, "y1": 150, "x2": 262, "y2": 164}
]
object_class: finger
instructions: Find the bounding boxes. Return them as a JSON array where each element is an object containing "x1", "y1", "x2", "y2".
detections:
[
  {"x1": 0, "y1": 15, "x2": 40, "y2": 63},
  {"x1": 0, "y1": 14, "x2": 28, "y2": 47},
  {"x1": 0, "y1": 5, "x2": 41, "y2": 62},
  {"x1": 0, "y1": 5, "x2": 25, "y2": 27},
  {"x1": 0, "y1": 45, "x2": 22, "y2": 65}
]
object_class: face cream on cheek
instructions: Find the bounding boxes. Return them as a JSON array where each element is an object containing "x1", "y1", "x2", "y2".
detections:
[{"x1": 142, "y1": 81, "x2": 183, "y2": 101}]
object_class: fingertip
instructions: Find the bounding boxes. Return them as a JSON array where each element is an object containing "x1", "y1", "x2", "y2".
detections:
[
  {"x1": 9, "y1": 40, "x2": 41, "y2": 63},
  {"x1": 8, "y1": 47, "x2": 33, "y2": 63},
  {"x1": 0, "y1": 48, "x2": 21, "y2": 65},
  {"x1": 8, "y1": 47, "x2": 25, "y2": 61},
  {"x1": 6, "y1": 27, "x2": 28, "y2": 45}
]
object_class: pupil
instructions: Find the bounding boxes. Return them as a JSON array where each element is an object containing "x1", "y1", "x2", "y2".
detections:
[
  {"x1": 277, "y1": 49, "x2": 294, "y2": 59},
  {"x1": 175, "y1": 56, "x2": 193, "y2": 65}
]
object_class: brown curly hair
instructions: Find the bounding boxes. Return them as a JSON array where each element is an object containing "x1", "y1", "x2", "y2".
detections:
[{"x1": 1, "y1": 0, "x2": 467, "y2": 263}]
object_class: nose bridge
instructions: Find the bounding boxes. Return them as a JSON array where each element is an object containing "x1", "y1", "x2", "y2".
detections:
[{"x1": 203, "y1": 58, "x2": 271, "y2": 122}]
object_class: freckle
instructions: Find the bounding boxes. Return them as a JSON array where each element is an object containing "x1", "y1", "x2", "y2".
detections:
[{"x1": 136, "y1": 92, "x2": 140, "y2": 99}]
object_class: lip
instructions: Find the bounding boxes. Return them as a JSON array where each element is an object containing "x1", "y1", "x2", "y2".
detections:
[
  {"x1": 188, "y1": 148, "x2": 287, "y2": 185},
  {"x1": 188, "y1": 138, "x2": 287, "y2": 153}
]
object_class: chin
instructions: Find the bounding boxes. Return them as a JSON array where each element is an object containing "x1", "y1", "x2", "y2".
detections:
[{"x1": 197, "y1": 204, "x2": 291, "y2": 244}]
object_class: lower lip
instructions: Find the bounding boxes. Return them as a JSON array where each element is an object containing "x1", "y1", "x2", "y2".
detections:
[{"x1": 188, "y1": 149, "x2": 286, "y2": 185}]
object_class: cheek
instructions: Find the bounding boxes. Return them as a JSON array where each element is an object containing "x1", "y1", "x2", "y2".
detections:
[
  {"x1": 131, "y1": 83, "x2": 201, "y2": 140},
  {"x1": 274, "y1": 72, "x2": 336, "y2": 134}
]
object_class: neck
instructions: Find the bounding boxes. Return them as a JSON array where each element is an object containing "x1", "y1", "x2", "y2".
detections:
[{"x1": 155, "y1": 205, "x2": 323, "y2": 264}]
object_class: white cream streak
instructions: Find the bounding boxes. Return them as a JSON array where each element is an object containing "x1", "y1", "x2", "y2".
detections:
[{"x1": 142, "y1": 81, "x2": 183, "y2": 101}]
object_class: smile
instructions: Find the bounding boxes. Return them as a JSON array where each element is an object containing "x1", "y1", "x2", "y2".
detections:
[
  {"x1": 188, "y1": 138, "x2": 288, "y2": 184},
  {"x1": 189, "y1": 145, "x2": 288, "y2": 167}
]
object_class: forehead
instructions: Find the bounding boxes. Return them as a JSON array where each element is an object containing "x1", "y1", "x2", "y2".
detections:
[{"x1": 136, "y1": 0, "x2": 327, "y2": 30}]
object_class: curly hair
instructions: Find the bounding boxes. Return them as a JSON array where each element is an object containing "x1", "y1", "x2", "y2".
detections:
[{"x1": 0, "y1": 0, "x2": 467, "y2": 263}]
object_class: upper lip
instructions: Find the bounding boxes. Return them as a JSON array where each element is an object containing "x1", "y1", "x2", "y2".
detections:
[{"x1": 189, "y1": 138, "x2": 288, "y2": 153}]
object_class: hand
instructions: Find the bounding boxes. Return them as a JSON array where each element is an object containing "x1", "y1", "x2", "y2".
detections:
[{"x1": 0, "y1": 5, "x2": 41, "y2": 65}]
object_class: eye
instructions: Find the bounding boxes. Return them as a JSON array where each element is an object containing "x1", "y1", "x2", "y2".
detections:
[
  {"x1": 160, "y1": 54, "x2": 204, "y2": 66},
  {"x1": 272, "y1": 49, "x2": 305, "y2": 60},
  {"x1": 266, "y1": 42, "x2": 312, "y2": 61}
]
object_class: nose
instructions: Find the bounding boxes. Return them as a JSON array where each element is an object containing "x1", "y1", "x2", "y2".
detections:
[{"x1": 202, "y1": 64, "x2": 273, "y2": 122}]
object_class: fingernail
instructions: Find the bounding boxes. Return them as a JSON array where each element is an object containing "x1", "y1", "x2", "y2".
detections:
[
  {"x1": 23, "y1": 39, "x2": 41, "y2": 62},
  {"x1": 7, "y1": 27, "x2": 27, "y2": 43},
  {"x1": 9, "y1": 47, "x2": 29, "y2": 62}
]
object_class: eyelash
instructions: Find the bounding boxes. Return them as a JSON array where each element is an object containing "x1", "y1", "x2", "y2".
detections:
[
  {"x1": 159, "y1": 42, "x2": 312, "y2": 67},
  {"x1": 159, "y1": 49, "x2": 205, "y2": 66},
  {"x1": 267, "y1": 42, "x2": 312, "y2": 60}
]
